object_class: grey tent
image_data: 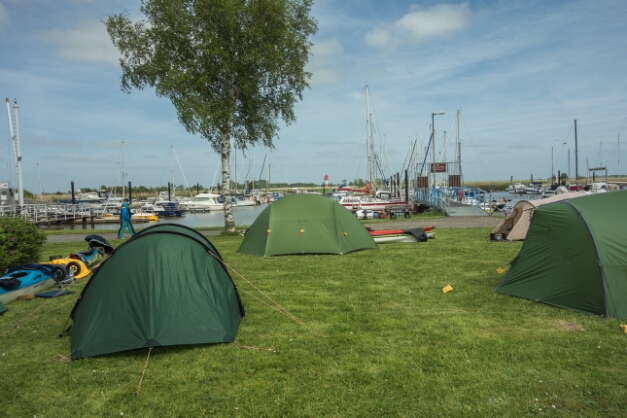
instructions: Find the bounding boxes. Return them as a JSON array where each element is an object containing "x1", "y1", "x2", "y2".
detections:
[{"x1": 490, "y1": 192, "x2": 585, "y2": 241}]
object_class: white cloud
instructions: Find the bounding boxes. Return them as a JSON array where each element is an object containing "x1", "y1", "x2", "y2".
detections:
[
  {"x1": 364, "y1": 28, "x2": 391, "y2": 48},
  {"x1": 0, "y1": 3, "x2": 9, "y2": 26},
  {"x1": 308, "y1": 37, "x2": 343, "y2": 85},
  {"x1": 34, "y1": 18, "x2": 120, "y2": 65},
  {"x1": 365, "y1": 3, "x2": 471, "y2": 49},
  {"x1": 397, "y1": 3, "x2": 471, "y2": 40}
]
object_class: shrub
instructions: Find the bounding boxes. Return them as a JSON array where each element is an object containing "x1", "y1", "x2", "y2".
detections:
[{"x1": 0, "y1": 217, "x2": 47, "y2": 274}]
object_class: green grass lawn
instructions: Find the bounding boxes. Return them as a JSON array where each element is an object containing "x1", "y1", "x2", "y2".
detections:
[{"x1": 2, "y1": 228, "x2": 626, "y2": 417}]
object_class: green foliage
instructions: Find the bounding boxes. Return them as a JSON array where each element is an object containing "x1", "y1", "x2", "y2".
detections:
[
  {"x1": 105, "y1": 0, "x2": 317, "y2": 232},
  {"x1": 0, "y1": 217, "x2": 47, "y2": 273}
]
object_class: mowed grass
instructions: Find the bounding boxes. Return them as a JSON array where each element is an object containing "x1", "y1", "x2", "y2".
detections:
[{"x1": 2, "y1": 228, "x2": 627, "y2": 417}]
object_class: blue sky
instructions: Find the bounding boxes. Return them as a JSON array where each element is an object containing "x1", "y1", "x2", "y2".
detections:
[{"x1": 1, "y1": 0, "x2": 626, "y2": 194}]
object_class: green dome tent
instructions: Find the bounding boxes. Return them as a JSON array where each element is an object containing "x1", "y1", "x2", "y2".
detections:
[
  {"x1": 237, "y1": 194, "x2": 377, "y2": 256},
  {"x1": 495, "y1": 191, "x2": 627, "y2": 319},
  {"x1": 70, "y1": 224, "x2": 244, "y2": 359}
]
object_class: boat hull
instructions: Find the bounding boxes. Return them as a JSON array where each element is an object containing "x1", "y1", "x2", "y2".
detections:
[
  {"x1": 0, "y1": 264, "x2": 68, "y2": 304},
  {"x1": 368, "y1": 227, "x2": 433, "y2": 244}
]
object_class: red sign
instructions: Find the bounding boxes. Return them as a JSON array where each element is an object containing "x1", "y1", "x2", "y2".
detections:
[{"x1": 430, "y1": 163, "x2": 447, "y2": 173}]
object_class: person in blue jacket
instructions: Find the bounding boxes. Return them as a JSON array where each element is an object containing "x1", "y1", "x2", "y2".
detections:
[{"x1": 118, "y1": 199, "x2": 136, "y2": 239}]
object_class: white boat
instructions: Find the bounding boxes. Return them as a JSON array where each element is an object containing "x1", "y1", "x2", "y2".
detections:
[
  {"x1": 233, "y1": 196, "x2": 257, "y2": 207},
  {"x1": 507, "y1": 183, "x2": 526, "y2": 194},
  {"x1": 177, "y1": 193, "x2": 223, "y2": 212},
  {"x1": 355, "y1": 209, "x2": 375, "y2": 219},
  {"x1": 526, "y1": 182, "x2": 544, "y2": 195},
  {"x1": 590, "y1": 182, "x2": 608, "y2": 193},
  {"x1": 336, "y1": 195, "x2": 401, "y2": 211}
]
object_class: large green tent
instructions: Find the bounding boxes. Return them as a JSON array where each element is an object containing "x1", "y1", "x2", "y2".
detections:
[
  {"x1": 237, "y1": 194, "x2": 377, "y2": 256},
  {"x1": 70, "y1": 224, "x2": 244, "y2": 359},
  {"x1": 494, "y1": 191, "x2": 627, "y2": 319}
]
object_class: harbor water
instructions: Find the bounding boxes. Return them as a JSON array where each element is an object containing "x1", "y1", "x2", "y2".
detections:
[
  {"x1": 42, "y1": 191, "x2": 547, "y2": 231},
  {"x1": 51, "y1": 205, "x2": 268, "y2": 231}
]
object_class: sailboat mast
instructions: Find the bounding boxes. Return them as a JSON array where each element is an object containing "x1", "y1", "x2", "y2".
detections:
[
  {"x1": 574, "y1": 119, "x2": 578, "y2": 185},
  {"x1": 6, "y1": 99, "x2": 24, "y2": 205},
  {"x1": 121, "y1": 141, "x2": 126, "y2": 198},
  {"x1": 36, "y1": 164, "x2": 44, "y2": 202},
  {"x1": 365, "y1": 85, "x2": 373, "y2": 186},
  {"x1": 170, "y1": 144, "x2": 176, "y2": 199},
  {"x1": 456, "y1": 110, "x2": 460, "y2": 177},
  {"x1": 551, "y1": 147, "x2": 555, "y2": 181}
]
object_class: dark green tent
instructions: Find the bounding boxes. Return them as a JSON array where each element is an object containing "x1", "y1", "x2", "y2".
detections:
[
  {"x1": 237, "y1": 194, "x2": 377, "y2": 256},
  {"x1": 0, "y1": 299, "x2": 6, "y2": 315},
  {"x1": 495, "y1": 191, "x2": 627, "y2": 319},
  {"x1": 70, "y1": 224, "x2": 244, "y2": 359}
]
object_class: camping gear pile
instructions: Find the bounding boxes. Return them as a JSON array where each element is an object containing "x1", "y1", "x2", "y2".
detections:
[
  {"x1": 0, "y1": 263, "x2": 73, "y2": 305},
  {"x1": 0, "y1": 235, "x2": 115, "y2": 310}
]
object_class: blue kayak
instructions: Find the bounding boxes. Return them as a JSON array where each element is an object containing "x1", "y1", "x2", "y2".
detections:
[
  {"x1": 0, "y1": 264, "x2": 71, "y2": 305},
  {"x1": 68, "y1": 248, "x2": 101, "y2": 266}
]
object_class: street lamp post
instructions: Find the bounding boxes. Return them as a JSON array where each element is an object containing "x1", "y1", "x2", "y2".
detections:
[{"x1": 431, "y1": 111, "x2": 445, "y2": 188}]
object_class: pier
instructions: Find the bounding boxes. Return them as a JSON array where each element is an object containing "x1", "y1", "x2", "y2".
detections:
[
  {"x1": 413, "y1": 187, "x2": 489, "y2": 217},
  {"x1": 1, "y1": 203, "x2": 105, "y2": 228}
]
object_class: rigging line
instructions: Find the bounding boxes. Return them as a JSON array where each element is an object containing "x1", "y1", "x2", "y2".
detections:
[
  {"x1": 332, "y1": 95, "x2": 362, "y2": 183},
  {"x1": 206, "y1": 249, "x2": 304, "y2": 325},
  {"x1": 459, "y1": 112, "x2": 491, "y2": 181},
  {"x1": 440, "y1": 118, "x2": 456, "y2": 159},
  {"x1": 172, "y1": 147, "x2": 193, "y2": 194},
  {"x1": 575, "y1": 127, "x2": 599, "y2": 168},
  {"x1": 1, "y1": 296, "x2": 77, "y2": 338},
  {"x1": 236, "y1": 286, "x2": 302, "y2": 322},
  {"x1": 155, "y1": 146, "x2": 172, "y2": 189}
]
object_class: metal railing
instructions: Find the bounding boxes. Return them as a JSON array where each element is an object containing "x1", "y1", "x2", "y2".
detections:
[
  {"x1": 0, "y1": 203, "x2": 97, "y2": 224},
  {"x1": 413, "y1": 187, "x2": 484, "y2": 212}
]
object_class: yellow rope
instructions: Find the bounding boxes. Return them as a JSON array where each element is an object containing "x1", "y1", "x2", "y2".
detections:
[
  {"x1": 233, "y1": 341, "x2": 275, "y2": 352},
  {"x1": 135, "y1": 347, "x2": 152, "y2": 396},
  {"x1": 206, "y1": 249, "x2": 304, "y2": 325},
  {"x1": 0, "y1": 288, "x2": 78, "y2": 338}
]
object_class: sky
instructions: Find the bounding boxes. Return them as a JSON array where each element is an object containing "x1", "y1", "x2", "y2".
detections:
[{"x1": 1, "y1": 0, "x2": 626, "y2": 194}]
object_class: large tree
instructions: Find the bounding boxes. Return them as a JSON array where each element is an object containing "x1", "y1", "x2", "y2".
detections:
[{"x1": 105, "y1": 0, "x2": 317, "y2": 232}]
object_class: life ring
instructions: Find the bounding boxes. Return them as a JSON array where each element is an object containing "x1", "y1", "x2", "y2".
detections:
[{"x1": 458, "y1": 190, "x2": 463, "y2": 200}]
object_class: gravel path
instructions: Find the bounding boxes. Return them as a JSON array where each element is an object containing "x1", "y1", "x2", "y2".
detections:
[{"x1": 45, "y1": 216, "x2": 501, "y2": 243}]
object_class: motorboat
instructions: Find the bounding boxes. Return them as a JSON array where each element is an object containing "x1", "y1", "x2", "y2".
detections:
[
  {"x1": 336, "y1": 195, "x2": 403, "y2": 211},
  {"x1": 177, "y1": 193, "x2": 223, "y2": 212},
  {"x1": 507, "y1": 183, "x2": 526, "y2": 194},
  {"x1": 525, "y1": 182, "x2": 544, "y2": 195}
]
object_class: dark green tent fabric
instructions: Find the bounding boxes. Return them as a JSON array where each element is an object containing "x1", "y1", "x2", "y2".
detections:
[
  {"x1": 70, "y1": 224, "x2": 244, "y2": 359},
  {"x1": 495, "y1": 191, "x2": 627, "y2": 318},
  {"x1": 237, "y1": 194, "x2": 377, "y2": 256},
  {"x1": 0, "y1": 299, "x2": 6, "y2": 315}
]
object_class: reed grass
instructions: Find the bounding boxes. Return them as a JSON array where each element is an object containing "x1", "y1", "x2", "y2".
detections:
[{"x1": 2, "y1": 229, "x2": 626, "y2": 417}]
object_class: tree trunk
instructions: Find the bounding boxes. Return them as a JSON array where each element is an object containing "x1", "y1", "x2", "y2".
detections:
[{"x1": 221, "y1": 130, "x2": 235, "y2": 233}]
